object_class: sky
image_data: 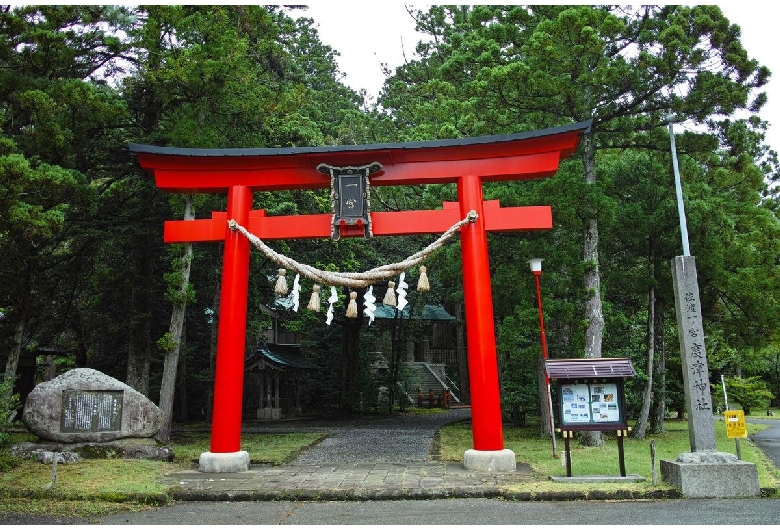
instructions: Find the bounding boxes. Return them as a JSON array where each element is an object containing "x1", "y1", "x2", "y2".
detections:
[{"x1": 296, "y1": 3, "x2": 780, "y2": 156}]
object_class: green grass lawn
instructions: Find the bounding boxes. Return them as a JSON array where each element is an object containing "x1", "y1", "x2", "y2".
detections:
[
  {"x1": 1, "y1": 413, "x2": 779, "y2": 521},
  {"x1": 437, "y1": 415, "x2": 780, "y2": 494},
  {"x1": 0, "y1": 429, "x2": 325, "y2": 521}
]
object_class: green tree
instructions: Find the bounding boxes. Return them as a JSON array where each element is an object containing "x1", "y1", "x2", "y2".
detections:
[
  {"x1": 124, "y1": 5, "x2": 371, "y2": 423},
  {"x1": 0, "y1": 5, "x2": 145, "y2": 395},
  {"x1": 380, "y1": 4, "x2": 770, "y2": 446},
  {"x1": 718, "y1": 376, "x2": 774, "y2": 415}
]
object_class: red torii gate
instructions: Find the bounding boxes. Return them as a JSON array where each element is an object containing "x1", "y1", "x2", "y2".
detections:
[{"x1": 129, "y1": 120, "x2": 590, "y2": 472}]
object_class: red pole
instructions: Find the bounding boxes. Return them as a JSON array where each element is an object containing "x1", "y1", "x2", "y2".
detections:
[
  {"x1": 534, "y1": 269, "x2": 558, "y2": 457},
  {"x1": 533, "y1": 272, "x2": 548, "y2": 360},
  {"x1": 458, "y1": 174, "x2": 504, "y2": 451},
  {"x1": 210, "y1": 185, "x2": 253, "y2": 453}
]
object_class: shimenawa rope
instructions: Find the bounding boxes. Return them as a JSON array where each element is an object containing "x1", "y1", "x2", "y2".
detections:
[{"x1": 228, "y1": 210, "x2": 477, "y2": 290}]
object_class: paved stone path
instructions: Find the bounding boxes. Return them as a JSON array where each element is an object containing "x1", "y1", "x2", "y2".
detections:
[
  {"x1": 164, "y1": 407, "x2": 547, "y2": 500},
  {"x1": 163, "y1": 460, "x2": 541, "y2": 501}
]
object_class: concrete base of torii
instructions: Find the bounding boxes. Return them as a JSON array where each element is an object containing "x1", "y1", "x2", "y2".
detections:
[
  {"x1": 661, "y1": 451, "x2": 760, "y2": 498},
  {"x1": 463, "y1": 449, "x2": 517, "y2": 473},
  {"x1": 199, "y1": 451, "x2": 250, "y2": 473}
]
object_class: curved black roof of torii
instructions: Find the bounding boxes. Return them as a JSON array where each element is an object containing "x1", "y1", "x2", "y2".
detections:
[{"x1": 128, "y1": 120, "x2": 592, "y2": 158}]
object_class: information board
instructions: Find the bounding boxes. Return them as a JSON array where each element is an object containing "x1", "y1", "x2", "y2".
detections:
[{"x1": 558, "y1": 380, "x2": 626, "y2": 430}]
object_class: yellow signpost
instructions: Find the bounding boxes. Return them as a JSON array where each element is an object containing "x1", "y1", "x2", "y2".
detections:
[
  {"x1": 724, "y1": 409, "x2": 747, "y2": 460},
  {"x1": 724, "y1": 410, "x2": 747, "y2": 438}
]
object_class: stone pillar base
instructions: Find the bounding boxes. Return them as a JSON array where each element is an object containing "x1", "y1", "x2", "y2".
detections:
[
  {"x1": 198, "y1": 451, "x2": 250, "y2": 473},
  {"x1": 463, "y1": 449, "x2": 516, "y2": 472},
  {"x1": 661, "y1": 452, "x2": 759, "y2": 498}
]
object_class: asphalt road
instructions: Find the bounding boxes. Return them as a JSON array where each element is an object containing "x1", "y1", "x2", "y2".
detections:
[
  {"x1": 98, "y1": 498, "x2": 780, "y2": 525},
  {"x1": 750, "y1": 418, "x2": 780, "y2": 469}
]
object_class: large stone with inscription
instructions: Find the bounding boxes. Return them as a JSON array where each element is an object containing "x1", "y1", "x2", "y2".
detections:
[
  {"x1": 661, "y1": 256, "x2": 759, "y2": 498},
  {"x1": 23, "y1": 368, "x2": 162, "y2": 443},
  {"x1": 670, "y1": 255, "x2": 716, "y2": 451}
]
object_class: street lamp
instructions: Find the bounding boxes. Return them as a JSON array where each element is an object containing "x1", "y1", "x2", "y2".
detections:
[
  {"x1": 529, "y1": 258, "x2": 548, "y2": 359},
  {"x1": 529, "y1": 258, "x2": 557, "y2": 457}
]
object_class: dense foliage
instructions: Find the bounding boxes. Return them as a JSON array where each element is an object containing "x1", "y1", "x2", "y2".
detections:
[{"x1": 1, "y1": 5, "x2": 778, "y2": 433}]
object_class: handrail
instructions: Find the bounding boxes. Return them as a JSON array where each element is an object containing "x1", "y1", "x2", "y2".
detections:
[
  {"x1": 423, "y1": 363, "x2": 461, "y2": 403},
  {"x1": 396, "y1": 381, "x2": 415, "y2": 405}
]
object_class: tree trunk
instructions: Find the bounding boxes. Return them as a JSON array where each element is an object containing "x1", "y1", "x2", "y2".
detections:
[
  {"x1": 157, "y1": 195, "x2": 194, "y2": 444},
  {"x1": 206, "y1": 270, "x2": 220, "y2": 422},
  {"x1": 3, "y1": 318, "x2": 25, "y2": 400},
  {"x1": 126, "y1": 258, "x2": 152, "y2": 395},
  {"x1": 175, "y1": 321, "x2": 188, "y2": 421},
  {"x1": 650, "y1": 289, "x2": 666, "y2": 433},
  {"x1": 580, "y1": 133, "x2": 604, "y2": 447},
  {"x1": 387, "y1": 308, "x2": 404, "y2": 414},
  {"x1": 340, "y1": 287, "x2": 364, "y2": 415},
  {"x1": 634, "y1": 280, "x2": 655, "y2": 439},
  {"x1": 456, "y1": 303, "x2": 469, "y2": 404}
]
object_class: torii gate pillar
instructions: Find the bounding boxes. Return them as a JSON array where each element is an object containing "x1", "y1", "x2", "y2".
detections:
[
  {"x1": 458, "y1": 174, "x2": 514, "y2": 469},
  {"x1": 130, "y1": 120, "x2": 591, "y2": 473}
]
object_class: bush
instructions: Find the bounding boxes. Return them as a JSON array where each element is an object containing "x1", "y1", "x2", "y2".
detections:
[
  {"x1": 0, "y1": 451, "x2": 23, "y2": 472},
  {"x1": 717, "y1": 376, "x2": 774, "y2": 415},
  {"x1": 0, "y1": 376, "x2": 21, "y2": 446}
]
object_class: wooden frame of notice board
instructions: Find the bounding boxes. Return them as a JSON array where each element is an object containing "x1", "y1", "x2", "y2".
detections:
[{"x1": 544, "y1": 358, "x2": 637, "y2": 477}]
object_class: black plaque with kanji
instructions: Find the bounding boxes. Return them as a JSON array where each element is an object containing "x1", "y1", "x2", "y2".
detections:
[{"x1": 318, "y1": 162, "x2": 381, "y2": 240}]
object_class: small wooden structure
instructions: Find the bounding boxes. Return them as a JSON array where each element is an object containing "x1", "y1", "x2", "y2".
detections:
[
  {"x1": 244, "y1": 345, "x2": 319, "y2": 420},
  {"x1": 545, "y1": 357, "x2": 636, "y2": 477},
  {"x1": 417, "y1": 389, "x2": 452, "y2": 409}
]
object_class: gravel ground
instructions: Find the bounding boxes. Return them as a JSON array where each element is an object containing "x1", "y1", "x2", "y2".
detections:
[{"x1": 245, "y1": 407, "x2": 472, "y2": 464}]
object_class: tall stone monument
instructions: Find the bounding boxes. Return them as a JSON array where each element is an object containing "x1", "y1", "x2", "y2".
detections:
[
  {"x1": 660, "y1": 256, "x2": 759, "y2": 498},
  {"x1": 13, "y1": 368, "x2": 172, "y2": 462}
]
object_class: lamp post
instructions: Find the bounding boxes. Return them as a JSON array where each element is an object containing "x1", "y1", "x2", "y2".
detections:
[{"x1": 529, "y1": 258, "x2": 557, "y2": 457}]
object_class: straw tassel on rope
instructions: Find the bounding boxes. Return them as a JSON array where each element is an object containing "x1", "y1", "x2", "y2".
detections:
[
  {"x1": 346, "y1": 291, "x2": 358, "y2": 318},
  {"x1": 307, "y1": 285, "x2": 321, "y2": 312},
  {"x1": 274, "y1": 269, "x2": 288, "y2": 295},
  {"x1": 417, "y1": 266, "x2": 429, "y2": 291},
  {"x1": 383, "y1": 281, "x2": 396, "y2": 306}
]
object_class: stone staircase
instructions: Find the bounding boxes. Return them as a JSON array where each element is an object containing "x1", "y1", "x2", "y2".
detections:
[{"x1": 402, "y1": 363, "x2": 460, "y2": 405}]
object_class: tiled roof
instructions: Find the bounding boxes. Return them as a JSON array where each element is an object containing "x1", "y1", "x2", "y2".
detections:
[
  {"x1": 544, "y1": 358, "x2": 636, "y2": 379},
  {"x1": 246, "y1": 346, "x2": 319, "y2": 371},
  {"x1": 372, "y1": 303, "x2": 456, "y2": 322}
]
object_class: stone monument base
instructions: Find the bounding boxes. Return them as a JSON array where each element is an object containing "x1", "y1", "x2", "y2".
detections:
[
  {"x1": 463, "y1": 448, "x2": 516, "y2": 472},
  {"x1": 10, "y1": 437, "x2": 174, "y2": 462},
  {"x1": 199, "y1": 450, "x2": 250, "y2": 473},
  {"x1": 661, "y1": 451, "x2": 760, "y2": 498}
]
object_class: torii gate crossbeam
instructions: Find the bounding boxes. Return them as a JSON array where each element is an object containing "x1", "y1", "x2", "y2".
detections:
[{"x1": 129, "y1": 120, "x2": 591, "y2": 473}]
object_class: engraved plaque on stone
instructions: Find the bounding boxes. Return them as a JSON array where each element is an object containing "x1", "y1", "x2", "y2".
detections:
[{"x1": 60, "y1": 390, "x2": 123, "y2": 433}]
